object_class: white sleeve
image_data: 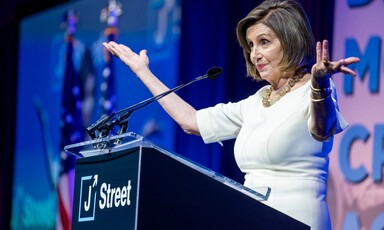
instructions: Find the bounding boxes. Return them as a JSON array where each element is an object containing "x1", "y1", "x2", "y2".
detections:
[{"x1": 196, "y1": 101, "x2": 245, "y2": 144}]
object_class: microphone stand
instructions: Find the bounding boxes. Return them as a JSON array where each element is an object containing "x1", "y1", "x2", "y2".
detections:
[{"x1": 86, "y1": 66, "x2": 222, "y2": 143}]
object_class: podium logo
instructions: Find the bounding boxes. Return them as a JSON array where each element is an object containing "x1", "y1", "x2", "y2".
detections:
[
  {"x1": 78, "y1": 175, "x2": 98, "y2": 222},
  {"x1": 78, "y1": 174, "x2": 133, "y2": 222}
]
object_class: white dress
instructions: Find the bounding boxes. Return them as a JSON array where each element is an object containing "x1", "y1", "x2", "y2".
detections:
[{"x1": 196, "y1": 80, "x2": 347, "y2": 230}]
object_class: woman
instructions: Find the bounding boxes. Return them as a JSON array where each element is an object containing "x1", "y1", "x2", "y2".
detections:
[{"x1": 103, "y1": 0, "x2": 359, "y2": 229}]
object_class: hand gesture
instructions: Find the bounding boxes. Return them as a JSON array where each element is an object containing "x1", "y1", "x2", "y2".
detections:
[
  {"x1": 311, "y1": 40, "x2": 360, "y2": 80},
  {"x1": 103, "y1": 41, "x2": 150, "y2": 77}
]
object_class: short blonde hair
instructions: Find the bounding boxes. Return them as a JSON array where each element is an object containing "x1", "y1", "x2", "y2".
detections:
[{"x1": 236, "y1": 0, "x2": 315, "y2": 80}]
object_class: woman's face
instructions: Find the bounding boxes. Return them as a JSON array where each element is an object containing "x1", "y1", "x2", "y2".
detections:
[{"x1": 246, "y1": 23, "x2": 284, "y2": 83}]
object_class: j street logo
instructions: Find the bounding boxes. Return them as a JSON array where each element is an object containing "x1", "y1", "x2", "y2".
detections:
[
  {"x1": 78, "y1": 175, "x2": 98, "y2": 222},
  {"x1": 78, "y1": 174, "x2": 133, "y2": 222}
]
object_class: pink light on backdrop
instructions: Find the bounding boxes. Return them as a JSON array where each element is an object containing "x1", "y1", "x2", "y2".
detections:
[{"x1": 330, "y1": 0, "x2": 384, "y2": 229}]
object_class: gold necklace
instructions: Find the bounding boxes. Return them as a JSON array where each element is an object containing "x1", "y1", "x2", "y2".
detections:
[{"x1": 262, "y1": 74, "x2": 304, "y2": 107}]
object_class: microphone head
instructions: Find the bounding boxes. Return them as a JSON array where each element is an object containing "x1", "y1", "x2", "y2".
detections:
[{"x1": 206, "y1": 66, "x2": 223, "y2": 80}]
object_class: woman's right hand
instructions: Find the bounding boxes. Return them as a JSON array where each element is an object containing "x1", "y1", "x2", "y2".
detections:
[{"x1": 103, "y1": 41, "x2": 150, "y2": 77}]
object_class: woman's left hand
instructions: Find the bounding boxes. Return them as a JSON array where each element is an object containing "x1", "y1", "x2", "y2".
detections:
[{"x1": 311, "y1": 40, "x2": 360, "y2": 81}]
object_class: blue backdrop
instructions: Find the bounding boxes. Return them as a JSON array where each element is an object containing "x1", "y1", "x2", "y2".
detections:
[{"x1": 12, "y1": 0, "x2": 180, "y2": 228}]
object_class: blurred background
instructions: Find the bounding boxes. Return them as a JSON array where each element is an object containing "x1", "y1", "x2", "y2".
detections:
[{"x1": 0, "y1": 0, "x2": 383, "y2": 229}]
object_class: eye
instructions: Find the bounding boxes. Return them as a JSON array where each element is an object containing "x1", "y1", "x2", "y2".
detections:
[
  {"x1": 260, "y1": 39, "x2": 270, "y2": 46},
  {"x1": 247, "y1": 40, "x2": 254, "y2": 49}
]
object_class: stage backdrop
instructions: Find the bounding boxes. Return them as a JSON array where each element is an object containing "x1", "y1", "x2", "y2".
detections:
[
  {"x1": 329, "y1": 0, "x2": 384, "y2": 229},
  {"x1": 11, "y1": 0, "x2": 180, "y2": 229}
]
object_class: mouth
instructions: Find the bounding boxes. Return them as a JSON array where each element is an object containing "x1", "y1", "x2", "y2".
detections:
[{"x1": 256, "y1": 64, "x2": 266, "y2": 70}]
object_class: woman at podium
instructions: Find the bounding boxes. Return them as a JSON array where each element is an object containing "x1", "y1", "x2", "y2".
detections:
[{"x1": 102, "y1": 0, "x2": 359, "y2": 229}]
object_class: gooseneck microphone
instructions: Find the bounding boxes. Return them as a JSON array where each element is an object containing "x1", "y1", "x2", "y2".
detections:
[{"x1": 86, "y1": 66, "x2": 223, "y2": 140}]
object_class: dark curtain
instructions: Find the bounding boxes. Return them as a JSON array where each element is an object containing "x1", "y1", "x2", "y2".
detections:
[{"x1": 175, "y1": 0, "x2": 335, "y2": 183}]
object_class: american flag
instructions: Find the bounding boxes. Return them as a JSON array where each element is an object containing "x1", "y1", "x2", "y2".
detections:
[
  {"x1": 99, "y1": 0, "x2": 121, "y2": 117},
  {"x1": 100, "y1": 31, "x2": 117, "y2": 116},
  {"x1": 56, "y1": 10, "x2": 84, "y2": 230}
]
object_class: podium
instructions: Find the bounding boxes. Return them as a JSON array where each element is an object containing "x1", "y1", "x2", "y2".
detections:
[{"x1": 65, "y1": 133, "x2": 309, "y2": 230}]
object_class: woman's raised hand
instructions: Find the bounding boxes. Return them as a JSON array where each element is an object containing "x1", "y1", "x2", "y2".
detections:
[
  {"x1": 311, "y1": 40, "x2": 360, "y2": 80},
  {"x1": 103, "y1": 41, "x2": 150, "y2": 77}
]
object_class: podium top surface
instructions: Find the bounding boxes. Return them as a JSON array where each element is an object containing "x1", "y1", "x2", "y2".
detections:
[{"x1": 64, "y1": 132, "x2": 149, "y2": 158}]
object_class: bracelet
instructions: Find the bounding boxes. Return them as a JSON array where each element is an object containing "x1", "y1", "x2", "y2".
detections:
[
  {"x1": 310, "y1": 92, "x2": 332, "y2": 102},
  {"x1": 310, "y1": 84, "x2": 332, "y2": 96}
]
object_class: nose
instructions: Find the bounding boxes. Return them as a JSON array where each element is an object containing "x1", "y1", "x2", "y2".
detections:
[{"x1": 250, "y1": 46, "x2": 262, "y2": 64}]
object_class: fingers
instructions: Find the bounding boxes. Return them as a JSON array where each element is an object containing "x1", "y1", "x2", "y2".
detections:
[
  {"x1": 101, "y1": 42, "x2": 150, "y2": 73},
  {"x1": 139, "y1": 49, "x2": 148, "y2": 57},
  {"x1": 103, "y1": 41, "x2": 120, "y2": 56},
  {"x1": 337, "y1": 57, "x2": 360, "y2": 77},
  {"x1": 343, "y1": 57, "x2": 360, "y2": 65},
  {"x1": 331, "y1": 57, "x2": 360, "y2": 76},
  {"x1": 316, "y1": 40, "x2": 329, "y2": 63},
  {"x1": 316, "y1": 40, "x2": 331, "y2": 68},
  {"x1": 103, "y1": 42, "x2": 138, "y2": 63},
  {"x1": 120, "y1": 44, "x2": 132, "y2": 54},
  {"x1": 314, "y1": 39, "x2": 360, "y2": 77},
  {"x1": 322, "y1": 40, "x2": 329, "y2": 61},
  {"x1": 339, "y1": 66, "x2": 357, "y2": 77},
  {"x1": 316, "y1": 41, "x2": 322, "y2": 63}
]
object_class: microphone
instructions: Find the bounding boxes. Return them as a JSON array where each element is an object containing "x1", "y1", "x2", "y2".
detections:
[{"x1": 86, "y1": 66, "x2": 223, "y2": 140}]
